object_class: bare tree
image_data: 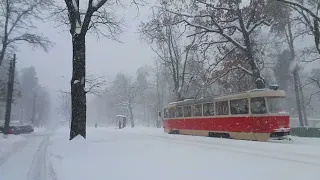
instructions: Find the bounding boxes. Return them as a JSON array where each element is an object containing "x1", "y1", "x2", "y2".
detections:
[
  {"x1": 268, "y1": 0, "x2": 310, "y2": 126},
  {"x1": 59, "y1": 74, "x2": 107, "y2": 95},
  {"x1": 161, "y1": 0, "x2": 274, "y2": 89},
  {"x1": 306, "y1": 68, "x2": 320, "y2": 106},
  {"x1": 277, "y1": 0, "x2": 320, "y2": 55},
  {"x1": 58, "y1": 74, "x2": 107, "y2": 128},
  {"x1": 112, "y1": 73, "x2": 138, "y2": 128},
  {"x1": 85, "y1": 74, "x2": 107, "y2": 96},
  {"x1": 140, "y1": 1, "x2": 196, "y2": 101},
  {"x1": 54, "y1": 0, "x2": 143, "y2": 140},
  {"x1": 0, "y1": 0, "x2": 52, "y2": 66},
  {"x1": 58, "y1": 92, "x2": 71, "y2": 127}
]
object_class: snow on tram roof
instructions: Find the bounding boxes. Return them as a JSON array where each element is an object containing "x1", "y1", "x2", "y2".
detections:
[{"x1": 166, "y1": 89, "x2": 286, "y2": 107}]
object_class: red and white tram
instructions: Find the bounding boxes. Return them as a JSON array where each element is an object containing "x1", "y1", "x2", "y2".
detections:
[{"x1": 163, "y1": 87, "x2": 290, "y2": 142}]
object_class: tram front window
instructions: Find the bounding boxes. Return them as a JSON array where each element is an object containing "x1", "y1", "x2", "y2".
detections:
[
  {"x1": 266, "y1": 97, "x2": 288, "y2": 114},
  {"x1": 251, "y1": 97, "x2": 267, "y2": 114}
]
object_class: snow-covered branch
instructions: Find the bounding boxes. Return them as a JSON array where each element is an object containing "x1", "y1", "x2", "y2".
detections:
[
  {"x1": 196, "y1": 0, "x2": 236, "y2": 12},
  {"x1": 236, "y1": 64, "x2": 254, "y2": 76},
  {"x1": 85, "y1": 75, "x2": 107, "y2": 96},
  {"x1": 183, "y1": 20, "x2": 247, "y2": 51},
  {"x1": 248, "y1": 20, "x2": 271, "y2": 34},
  {"x1": 277, "y1": 0, "x2": 320, "y2": 22},
  {"x1": 0, "y1": 0, "x2": 53, "y2": 66}
]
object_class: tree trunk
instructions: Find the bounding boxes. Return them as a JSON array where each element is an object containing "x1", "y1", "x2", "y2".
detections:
[
  {"x1": 3, "y1": 56, "x2": 15, "y2": 135},
  {"x1": 128, "y1": 104, "x2": 134, "y2": 128},
  {"x1": 156, "y1": 78, "x2": 161, "y2": 128},
  {"x1": 293, "y1": 69, "x2": 304, "y2": 127},
  {"x1": 70, "y1": 34, "x2": 87, "y2": 140},
  {"x1": 286, "y1": 19, "x2": 304, "y2": 127},
  {"x1": 143, "y1": 98, "x2": 146, "y2": 123},
  {"x1": 297, "y1": 73, "x2": 308, "y2": 126},
  {"x1": 237, "y1": 7, "x2": 265, "y2": 89},
  {"x1": 161, "y1": 85, "x2": 164, "y2": 128}
]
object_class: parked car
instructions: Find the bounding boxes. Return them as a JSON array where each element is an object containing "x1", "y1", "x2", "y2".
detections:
[
  {"x1": 0, "y1": 125, "x2": 34, "y2": 135},
  {"x1": 0, "y1": 126, "x2": 20, "y2": 134},
  {"x1": 17, "y1": 125, "x2": 34, "y2": 134}
]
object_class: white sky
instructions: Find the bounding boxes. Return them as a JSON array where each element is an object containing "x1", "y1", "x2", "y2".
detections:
[{"x1": 16, "y1": 2, "x2": 156, "y2": 112}]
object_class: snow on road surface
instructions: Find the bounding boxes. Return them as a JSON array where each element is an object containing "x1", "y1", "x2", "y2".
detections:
[
  {"x1": 0, "y1": 132, "x2": 50, "y2": 180},
  {"x1": 47, "y1": 127, "x2": 320, "y2": 180},
  {"x1": 1, "y1": 127, "x2": 320, "y2": 180},
  {"x1": 0, "y1": 134, "x2": 25, "y2": 159}
]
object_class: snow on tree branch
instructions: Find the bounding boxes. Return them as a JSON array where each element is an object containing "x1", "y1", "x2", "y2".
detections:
[
  {"x1": 236, "y1": 64, "x2": 254, "y2": 76},
  {"x1": 248, "y1": 19, "x2": 271, "y2": 34},
  {"x1": 277, "y1": 0, "x2": 320, "y2": 22},
  {"x1": 0, "y1": 0, "x2": 53, "y2": 66},
  {"x1": 60, "y1": 74, "x2": 107, "y2": 96},
  {"x1": 196, "y1": 0, "x2": 236, "y2": 12},
  {"x1": 84, "y1": 75, "x2": 107, "y2": 96},
  {"x1": 159, "y1": 0, "x2": 269, "y2": 88},
  {"x1": 277, "y1": 0, "x2": 320, "y2": 55}
]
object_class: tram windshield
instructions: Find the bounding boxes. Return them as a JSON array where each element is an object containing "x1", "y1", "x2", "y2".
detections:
[{"x1": 266, "y1": 97, "x2": 288, "y2": 114}]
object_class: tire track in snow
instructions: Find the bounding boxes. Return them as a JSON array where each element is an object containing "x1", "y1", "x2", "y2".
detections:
[
  {"x1": 48, "y1": 161, "x2": 58, "y2": 180},
  {"x1": 0, "y1": 138, "x2": 29, "y2": 167},
  {"x1": 27, "y1": 136, "x2": 50, "y2": 180}
]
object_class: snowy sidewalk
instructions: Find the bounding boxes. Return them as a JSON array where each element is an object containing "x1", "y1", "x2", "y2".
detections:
[
  {"x1": 48, "y1": 127, "x2": 320, "y2": 180},
  {"x1": 0, "y1": 129, "x2": 51, "y2": 180}
]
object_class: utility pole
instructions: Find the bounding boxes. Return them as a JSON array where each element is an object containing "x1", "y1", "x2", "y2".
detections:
[{"x1": 3, "y1": 54, "x2": 16, "y2": 135}]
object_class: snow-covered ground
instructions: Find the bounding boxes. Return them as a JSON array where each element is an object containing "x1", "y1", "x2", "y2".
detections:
[
  {"x1": 48, "y1": 126, "x2": 320, "y2": 180},
  {"x1": 0, "y1": 131, "x2": 50, "y2": 180},
  {"x1": 33, "y1": 127, "x2": 49, "y2": 133},
  {"x1": 1, "y1": 126, "x2": 320, "y2": 180},
  {"x1": 0, "y1": 134, "x2": 25, "y2": 159}
]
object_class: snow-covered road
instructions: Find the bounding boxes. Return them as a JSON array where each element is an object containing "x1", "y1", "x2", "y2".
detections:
[
  {"x1": 0, "y1": 133, "x2": 50, "y2": 180},
  {"x1": 48, "y1": 127, "x2": 320, "y2": 180},
  {"x1": 1, "y1": 127, "x2": 320, "y2": 180}
]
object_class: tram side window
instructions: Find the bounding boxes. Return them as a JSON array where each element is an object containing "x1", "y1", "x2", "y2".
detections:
[
  {"x1": 215, "y1": 101, "x2": 229, "y2": 115},
  {"x1": 169, "y1": 108, "x2": 176, "y2": 118},
  {"x1": 192, "y1": 104, "x2": 202, "y2": 116},
  {"x1": 164, "y1": 108, "x2": 169, "y2": 118},
  {"x1": 230, "y1": 98, "x2": 249, "y2": 115},
  {"x1": 251, "y1": 97, "x2": 267, "y2": 114},
  {"x1": 183, "y1": 106, "x2": 191, "y2": 117},
  {"x1": 203, "y1": 103, "x2": 214, "y2": 116},
  {"x1": 176, "y1": 106, "x2": 183, "y2": 117}
]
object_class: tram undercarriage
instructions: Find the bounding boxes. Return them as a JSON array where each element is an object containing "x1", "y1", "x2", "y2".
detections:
[{"x1": 166, "y1": 129, "x2": 291, "y2": 142}]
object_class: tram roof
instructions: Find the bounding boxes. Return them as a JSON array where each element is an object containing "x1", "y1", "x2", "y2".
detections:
[{"x1": 167, "y1": 89, "x2": 286, "y2": 107}]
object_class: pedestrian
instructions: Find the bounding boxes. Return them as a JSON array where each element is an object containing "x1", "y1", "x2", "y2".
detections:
[{"x1": 118, "y1": 120, "x2": 122, "y2": 129}]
